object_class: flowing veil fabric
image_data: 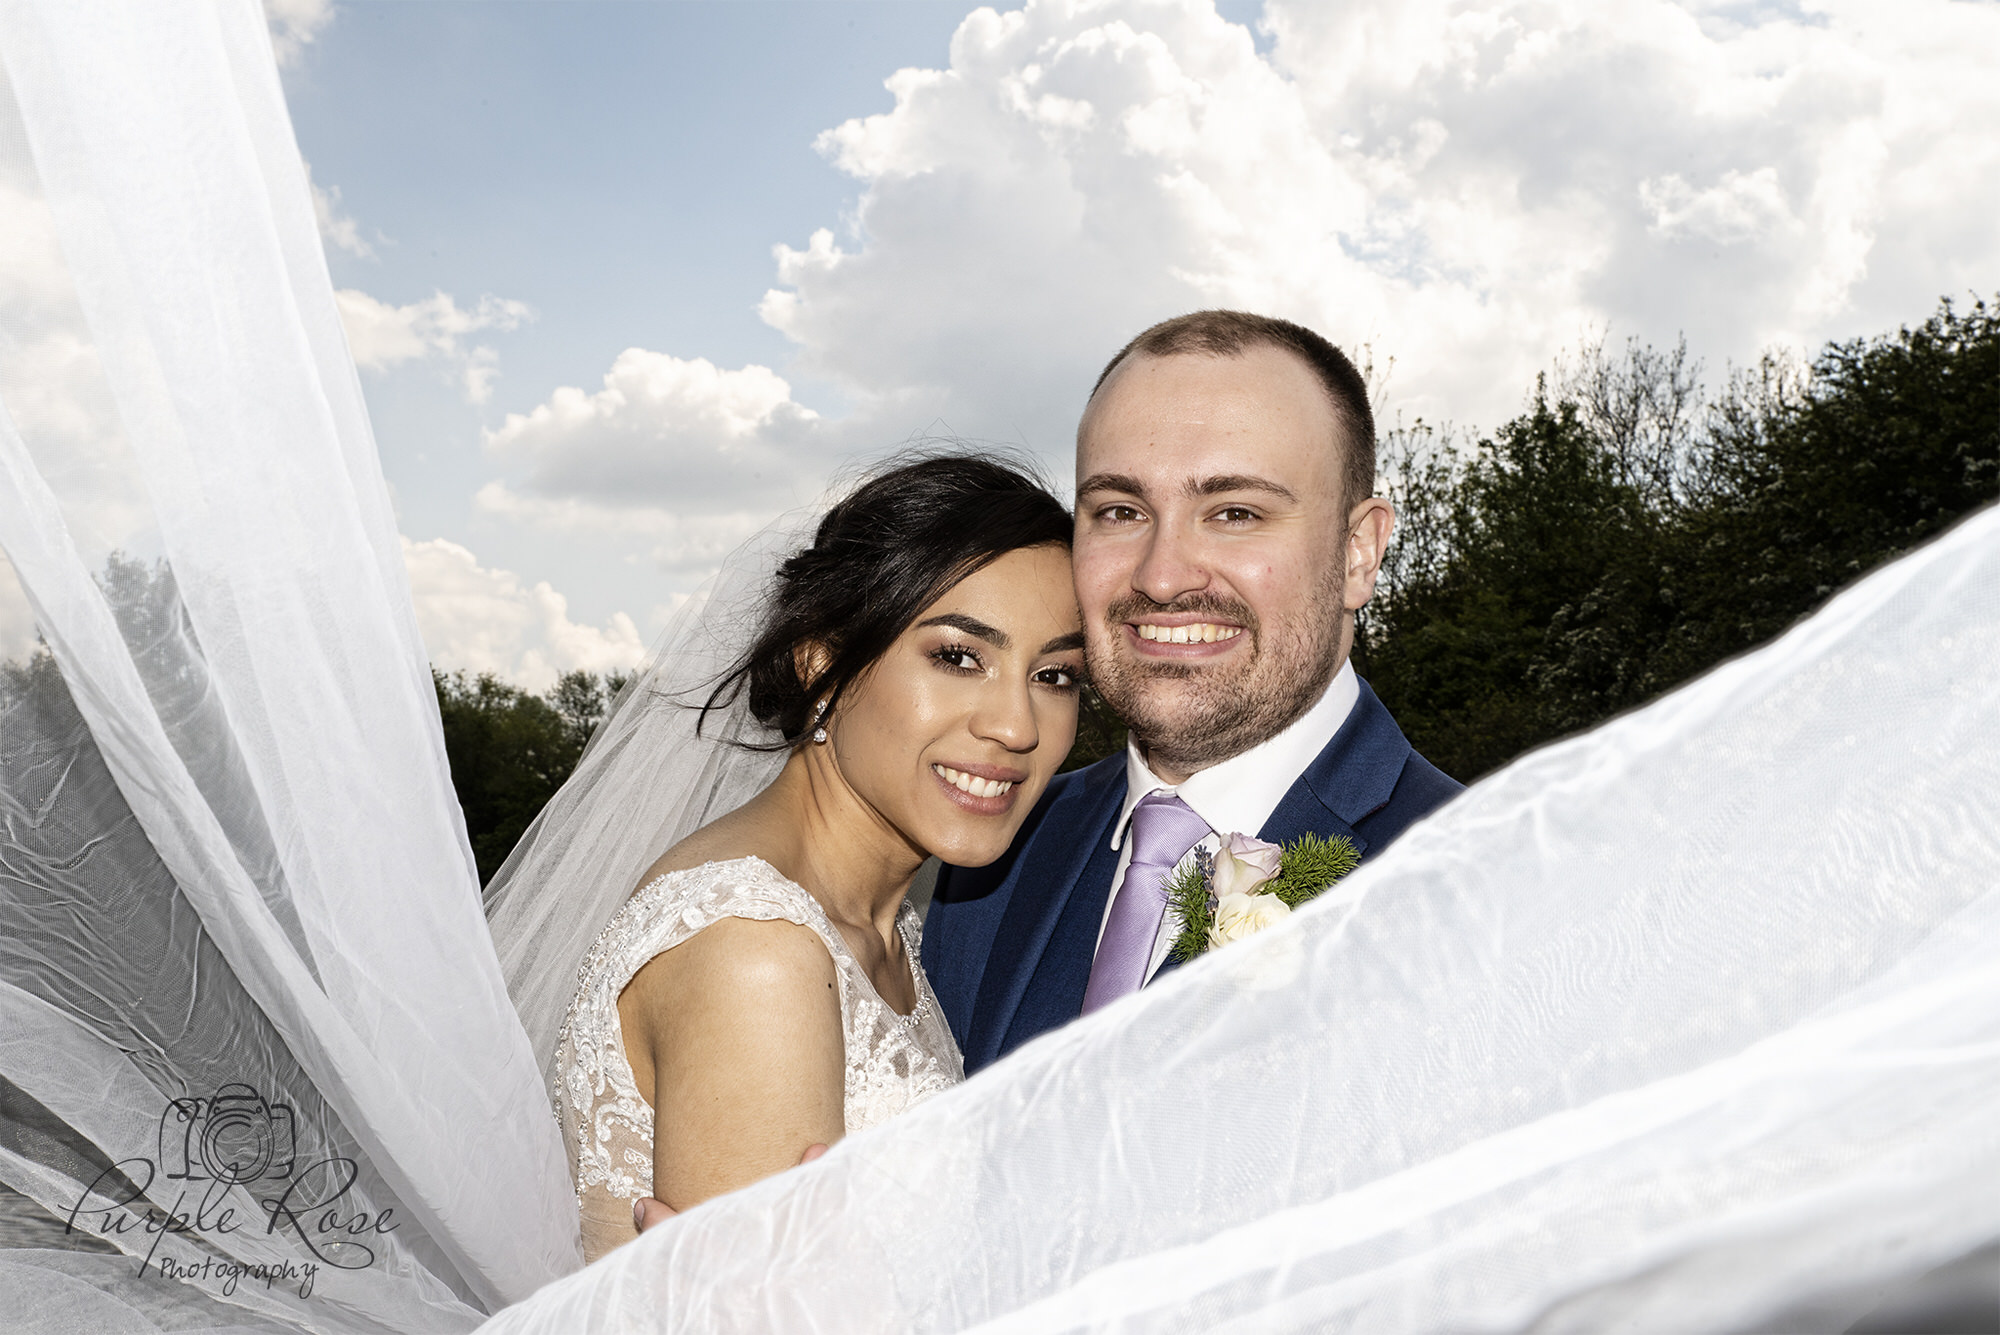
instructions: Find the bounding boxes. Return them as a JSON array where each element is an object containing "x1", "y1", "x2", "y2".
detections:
[
  {"x1": 5, "y1": 3, "x2": 2000, "y2": 1334},
  {"x1": 483, "y1": 521, "x2": 802, "y2": 1088},
  {"x1": 0, "y1": 2, "x2": 577, "y2": 1331}
]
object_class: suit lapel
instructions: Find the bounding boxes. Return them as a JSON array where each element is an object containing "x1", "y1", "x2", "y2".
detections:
[
  {"x1": 1151, "y1": 679, "x2": 1412, "y2": 983},
  {"x1": 1263, "y1": 678, "x2": 1411, "y2": 847},
  {"x1": 997, "y1": 828, "x2": 1124, "y2": 1058},
  {"x1": 968, "y1": 759, "x2": 1126, "y2": 1070}
]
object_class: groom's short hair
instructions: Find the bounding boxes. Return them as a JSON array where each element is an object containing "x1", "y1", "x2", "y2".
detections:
[{"x1": 1088, "y1": 310, "x2": 1376, "y2": 506}]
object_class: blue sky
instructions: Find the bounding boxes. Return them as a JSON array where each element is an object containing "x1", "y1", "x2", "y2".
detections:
[
  {"x1": 255, "y1": 0, "x2": 2000, "y2": 686},
  {"x1": 286, "y1": 3, "x2": 982, "y2": 641},
  {"x1": 291, "y1": 4, "x2": 981, "y2": 387}
]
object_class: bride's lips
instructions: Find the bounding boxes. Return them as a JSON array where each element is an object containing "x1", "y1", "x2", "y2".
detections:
[
  {"x1": 931, "y1": 760, "x2": 1027, "y2": 816},
  {"x1": 1122, "y1": 613, "x2": 1248, "y2": 660}
]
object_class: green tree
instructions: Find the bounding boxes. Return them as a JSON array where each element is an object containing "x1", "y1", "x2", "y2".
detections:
[
  {"x1": 433, "y1": 668, "x2": 626, "y2": 884},
  {"x1": 1361, "y1": 390, "x2": 1679, "y2": 778},
  {"x1": 1366, "y1": 295, "x2": 2000, "y2": 782},
  {"x1": 1657, "y1": 296, "x2": 2000, "y2": 684}
]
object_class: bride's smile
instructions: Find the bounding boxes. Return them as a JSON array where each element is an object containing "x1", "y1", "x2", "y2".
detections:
[{"x1": 931, "y1": 763, "x2": 1021, "y2": 801}]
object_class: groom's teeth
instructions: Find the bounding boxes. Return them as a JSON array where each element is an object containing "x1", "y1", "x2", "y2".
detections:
[
  {"x1": 933, "y1": 765, "x2": 1014, "y2": 799},
  {"x1": 1136, "y1": 623, "x2": 1242, "y2": 644}
]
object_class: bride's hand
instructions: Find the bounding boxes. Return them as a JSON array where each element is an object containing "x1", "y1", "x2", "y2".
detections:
[{"x1": 632, "y1": 1143, "x2": 829, "y2": 1233}]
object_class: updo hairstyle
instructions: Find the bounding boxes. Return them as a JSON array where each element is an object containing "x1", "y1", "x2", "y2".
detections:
[{"x1": 703, "y1": 453, "x2": 1073, "y2": 747}]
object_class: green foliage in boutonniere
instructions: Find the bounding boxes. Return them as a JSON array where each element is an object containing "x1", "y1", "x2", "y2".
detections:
[{"x1": 1165, "y1": 831, "x2": 1362, "y2": 964}]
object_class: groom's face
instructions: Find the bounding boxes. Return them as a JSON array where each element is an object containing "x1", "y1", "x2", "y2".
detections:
[{"x1": 1074, "y1": 346, "x2": 1373, "y2": 780}]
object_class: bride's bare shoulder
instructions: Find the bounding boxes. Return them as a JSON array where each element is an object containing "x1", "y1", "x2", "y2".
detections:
[{"x1": 616, "y1": 909, "x2": 841, "y2": 1108}]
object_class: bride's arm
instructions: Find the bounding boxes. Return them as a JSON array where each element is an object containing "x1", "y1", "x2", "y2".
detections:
[{"x1": 619, "y1": 916, "x2": 846, "y2": 1212}]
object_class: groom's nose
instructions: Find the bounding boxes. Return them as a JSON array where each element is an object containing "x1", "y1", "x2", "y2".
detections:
[{"x1": 1130, "y1": 526, "x2": 1210, "y2": 605}]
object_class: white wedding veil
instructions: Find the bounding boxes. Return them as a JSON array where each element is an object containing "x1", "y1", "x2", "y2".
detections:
[
  {"x1": 6, "y1": 3, "x2": 1999, "y2": 1333},
  {"x1": 0, "y1": 2, "x2": 577, "y2": 1331},
  {"x1": 482, "y1": 519, "x2": 804, "y2": 1086}
]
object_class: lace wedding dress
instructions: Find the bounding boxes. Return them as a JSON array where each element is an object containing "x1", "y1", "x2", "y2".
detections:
[{"x1": 554, "y1": 857, "x2": 962, "y2": 1259}]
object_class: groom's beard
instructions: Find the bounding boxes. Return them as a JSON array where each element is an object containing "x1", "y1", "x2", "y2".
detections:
[{"x1": 1090, "y1": 581, "x2": 1348, "y2": 777}]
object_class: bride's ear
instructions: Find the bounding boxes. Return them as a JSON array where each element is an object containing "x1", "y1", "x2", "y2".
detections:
[{"x1": 791, "y1": 641, "x2": 834, "y2": 695}]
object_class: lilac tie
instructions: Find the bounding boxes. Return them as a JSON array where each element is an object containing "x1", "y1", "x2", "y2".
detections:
[{"x1": 1081, "y1": 792, "x2": 1211, "y2": 1014}]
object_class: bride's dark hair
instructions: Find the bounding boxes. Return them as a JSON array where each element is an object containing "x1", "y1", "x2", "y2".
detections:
[{"x1": 704, "y1": 451, "x2": 1073, "y2": 746}]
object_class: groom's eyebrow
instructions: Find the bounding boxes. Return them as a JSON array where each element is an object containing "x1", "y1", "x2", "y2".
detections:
[
  {"x1": 1190, "y1": 474, "x2": 1297, "y2": 502},
  {"x1": 1075, "y1": 472, "x2": 1298, "y2": 503},
  {"x1": 917, "y1": 613, "x2": 1010, "y2": 648},
  {"x1": 1076, "y1": 472, "x2": 1147, "y2": 499}
]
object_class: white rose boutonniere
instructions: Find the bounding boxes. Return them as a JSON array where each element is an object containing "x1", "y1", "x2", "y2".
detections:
[
  {"x1": 1210, "y1": 832, "x2": 1283, "y2": 898},
  {"x1": 1208, "y1": 891, "x2": 1292, "y2": 949},
  {"x1": 1166, "y1": 830, "x2": 1360, "y2": 963}
]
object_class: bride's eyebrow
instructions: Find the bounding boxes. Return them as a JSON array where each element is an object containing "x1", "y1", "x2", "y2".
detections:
[
  {"x1": 917, "y1": 612, "x2": 1008, "y2": 648},
  {"x1": 1040, "y1": 631, "x2": 1086, "y2": 654}
]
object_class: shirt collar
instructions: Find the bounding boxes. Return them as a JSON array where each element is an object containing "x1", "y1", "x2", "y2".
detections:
[{"x1": 1110, "y1": 659, "x2": 1360, "y2": 850}]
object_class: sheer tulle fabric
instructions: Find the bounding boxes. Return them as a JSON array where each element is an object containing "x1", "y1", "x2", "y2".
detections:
[
  {"x1": 0, "y1": 3, "x2": 577, "y2": 1330},
  {"x1": 480, "y1": 505, "x2": 2000, "y2": 1334},
  {"x1": 4, "y1": 2, "x2": 1999, "y2": 1332},
  {"x1": 482, "y1": 519, "x2": 800, "y2": 1089}
]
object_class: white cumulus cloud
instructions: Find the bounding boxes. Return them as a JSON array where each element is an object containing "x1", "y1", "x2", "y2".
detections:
[
  {"x1": 1639, "y1": 168, "x2": 1796, "y2": 248},
  {"x1": 264, "y1": 0, "x2": 334, "y2": 67},
  {"x1": 483, "y1": 347, "x2": 823, "y2": 516},
  {"x1": 310, "y1": 171, "x2": 374, "y2": 259},
  {"x1": 744, "y1": 0, "x2": 2000, "y2": 439},
  {"x1": 401, "y1": 536, "x2": 645, "y2": 692},
  {"x1": 0, "y1": 173, "x2": 157, "y2": 560},
  {"x1": 471, "y1": 482, "x2": 773, "y2": 580},
  {"x1": 336, "y1": 288, "x2": 533, "y2": 403}
]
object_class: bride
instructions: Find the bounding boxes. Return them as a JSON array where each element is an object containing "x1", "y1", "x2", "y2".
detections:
[{"x1": 552, "y1": 454, "x2": 1082, "y2": 1259}]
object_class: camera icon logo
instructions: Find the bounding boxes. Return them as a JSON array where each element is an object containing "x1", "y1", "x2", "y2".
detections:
[{"x1": 159, "y1": 1084, "x2": 296, "y2": 1186}]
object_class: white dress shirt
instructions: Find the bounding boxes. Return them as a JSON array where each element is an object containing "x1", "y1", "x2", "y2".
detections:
[{"x1": 1095, "y1": 659, "x2": 1361, "y2": 982}]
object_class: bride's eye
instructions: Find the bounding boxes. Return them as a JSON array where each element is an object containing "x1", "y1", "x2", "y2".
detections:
[
  {"x1": 931, "y1": 644, "x2": 984, "y2": 673},
  {"x1": 1033, "y1": 664, "x2": 1080, "y2": 690}
]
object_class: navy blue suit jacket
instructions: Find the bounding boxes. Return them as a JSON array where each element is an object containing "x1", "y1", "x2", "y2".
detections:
[{"x1": 922, "y1": 677, "x2": 1462, "y2": 1074}]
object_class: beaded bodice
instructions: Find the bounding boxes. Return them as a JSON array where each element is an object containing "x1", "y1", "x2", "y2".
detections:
[{"x1": 553, "y1": 856, "x2": 963, "y2": 1259}]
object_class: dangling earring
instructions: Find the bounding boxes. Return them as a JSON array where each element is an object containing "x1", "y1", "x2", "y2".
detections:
[{"x1": 811, "y1": 698, "x2": 829, "y2": 745}]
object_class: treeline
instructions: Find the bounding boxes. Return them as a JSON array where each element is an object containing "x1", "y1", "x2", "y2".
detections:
[
  {"x1": 1357, "y1": 295, "x2": 1998, "y2": 780},
  {"x1": 435, "y1": 668, "x2": 628, "y2": 883}
]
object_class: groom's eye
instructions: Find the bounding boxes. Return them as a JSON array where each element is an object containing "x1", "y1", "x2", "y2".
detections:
[
  {"x1": 1212, "y1": 505, "x2": 1259, "y2": 524},
  {"x1": 1095, "y1": 504, "x2": 1143, "y2": 525}
]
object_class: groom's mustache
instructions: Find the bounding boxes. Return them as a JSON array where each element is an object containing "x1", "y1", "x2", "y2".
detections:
[{"x1": 1101, "y1": 593, "x2": 1260, "y2": 646}]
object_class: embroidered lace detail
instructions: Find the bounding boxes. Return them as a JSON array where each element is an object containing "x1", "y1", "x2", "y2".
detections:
[{"x1": 553, "y1": 856, "x2": 963, "y2": 1259}]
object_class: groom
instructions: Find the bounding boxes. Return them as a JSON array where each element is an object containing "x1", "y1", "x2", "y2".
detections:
[{"x1": 922, "y1": 310, "x2": 1462, "y2": 1074}]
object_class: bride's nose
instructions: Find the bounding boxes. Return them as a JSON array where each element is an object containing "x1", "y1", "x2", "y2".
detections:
[{"x1": 967, "y1": 678, "x2": 1039, "y2": 753}]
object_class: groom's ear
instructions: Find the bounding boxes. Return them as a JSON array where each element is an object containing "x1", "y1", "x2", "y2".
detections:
[{"x1": 1342, "y1": 497, "x2": 1396, "y2": 611}]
